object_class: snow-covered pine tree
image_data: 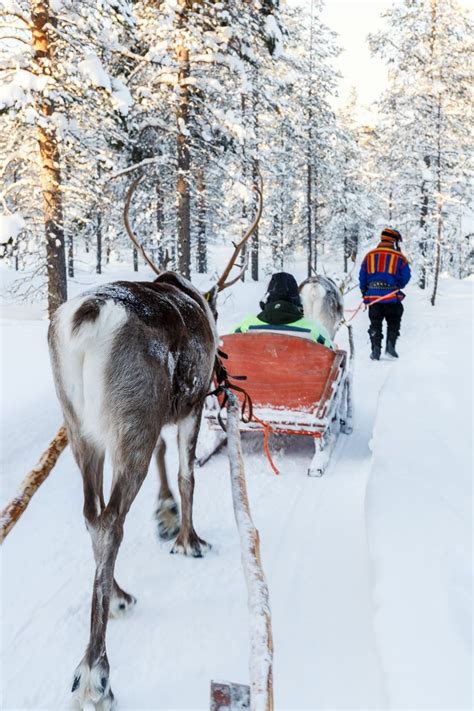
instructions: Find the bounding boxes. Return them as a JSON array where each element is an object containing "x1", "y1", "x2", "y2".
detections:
[
  {"x1": 254, "y1": 0, "x2": 341, "y2": 278},
  {"x1": 327, "y1": 90, "x2": 376, "y2": 273},
  {"x1": 369, "y1": 0, "x2": 473, "y2": 302},
  {"x1": 0, "y1": 0, "x2": 133, "y2": 315}
]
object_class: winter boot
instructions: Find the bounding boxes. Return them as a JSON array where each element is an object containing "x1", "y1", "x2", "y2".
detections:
[
  {"x1": 370, "y1": 343, "x2": 381, "y2": 360},
  {"x1": 386, "y1": 338, "x2": 399, "y2": 358},
  {"x1": 369, "y1": 325, "x2": 382, "y2": 361}
]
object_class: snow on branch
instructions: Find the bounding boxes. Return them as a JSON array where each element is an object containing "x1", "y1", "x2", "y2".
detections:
[{"x1": 0, "y1": 212, "x2": 25, "y2": 241}]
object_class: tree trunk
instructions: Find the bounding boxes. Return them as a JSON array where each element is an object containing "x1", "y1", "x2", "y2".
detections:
[
  {"x1": 196, "y1": 167, "x2": 207, "y2": 273},
  {"x1": 306, "y1": 0, "x2": 315, "y2": 278},
  {"x1": 133, "y1": 247, "x2": 138, "y2": 271},
  {"x1": 67, "y1": 233, "x2": 74, "y2": 278},
  {"x1": 418, "y1": 156, "x2": 430, "y2": 290},
  {"x1": 271, "y1": 210, "x2": 280, "y2": 268},
  {"x1": 343, "y1": 168, "x2": 349, "y2": 273},
  {"x1": 431, "y1": 98, "x2": 442, "y2": 306},
  {"x1": 155, "y1": 179, "x2": 166, "y2": 266},
  {"x1": 307, "y1": 156, "x2": 313, "y2": 277},
  {"x1": 350, "y1": 229, "x2": 359, "y2": 262},
  {"x1": 240, "y1": 93, "x2": 248, "y2": 282},
  {"x1": 343, "y1": 226, "x2": 348, "y2": 273},
  {"x1": 96, "y1": 213, "x2": 102, "y2": 274},
  {"x1": 250, "y1": 82, "x2": 259, "y2": 282},
  {"x1": 431, "y1": 218, "x2": 442, "y2": 306},
  {"x1": 277, "y1": 172, "x2": 285, "y2": 271},
  {"x1": 251, "y1": 160, "x2": 259, "y2": 281},
  {"x1": 176, "y1": 0, "x2": 191, "y2": 278},
  {"x1": 31, "y1": 1, "x2": 67, "y2": 317},
  {"x1": 312, "y1": 172, "x2": 319, "y2": 274}
]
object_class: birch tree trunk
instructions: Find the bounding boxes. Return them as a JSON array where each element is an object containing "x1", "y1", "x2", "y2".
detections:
[
  {"x1": 176, "y1": 0, "x2": 191, "y2": 279},
  {"x1": 31, "y1": 1, "x2": 67, "y2": 317}
]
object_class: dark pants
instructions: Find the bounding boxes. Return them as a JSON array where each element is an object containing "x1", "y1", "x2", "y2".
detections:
[{"x1": 368, "y1": 301, "x2": 404, "y2": 347}]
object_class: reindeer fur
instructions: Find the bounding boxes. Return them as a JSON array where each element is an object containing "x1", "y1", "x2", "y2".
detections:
[
  {"x1": 48, "y1": 272, "x2": 217, "y2": 710},
  {"x1": 299, "y1": 275, "x2": 344, "y2": 340}
]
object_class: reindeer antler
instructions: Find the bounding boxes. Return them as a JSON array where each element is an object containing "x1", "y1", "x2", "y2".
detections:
[
  {"x1": 339, "y1": 261, "x2": 356, "y2": 295},
  {"x1": 123, "y1": 174, "x2": 162, "y2": 277},
  {"x1": 216, "y1": 174, "x2": 263, "y2": 292}
]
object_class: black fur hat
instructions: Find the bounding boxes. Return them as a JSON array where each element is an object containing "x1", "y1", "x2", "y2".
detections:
[{"x1": 260, "y1": 272, "x2": 302, "y2": 309}]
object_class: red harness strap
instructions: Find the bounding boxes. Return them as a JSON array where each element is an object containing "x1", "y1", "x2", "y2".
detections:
[
  {"x1": 345, "y1": 290, "x2": 400, "y2": 323},
  {"x1": 251, "y1": 414, "x2": 280, "y2": 476}
]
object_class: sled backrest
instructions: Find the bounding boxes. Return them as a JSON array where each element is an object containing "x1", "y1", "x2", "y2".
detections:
[{"x1": 220, "y1": 333, "x2": 346, "y2": 413}]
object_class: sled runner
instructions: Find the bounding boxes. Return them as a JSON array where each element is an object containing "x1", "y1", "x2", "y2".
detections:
[{"x1": 204, "y1": 333, "x2": 352, "y2": 476}]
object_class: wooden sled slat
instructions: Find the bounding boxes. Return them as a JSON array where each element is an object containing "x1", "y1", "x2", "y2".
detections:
[{"x1": 220, "y1": 333, "x2": 337, "y2": 411}]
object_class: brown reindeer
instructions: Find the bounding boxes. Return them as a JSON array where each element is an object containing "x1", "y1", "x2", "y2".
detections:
[{"x1": 48, "y1": 178, "x2": 262, "y2": 710}]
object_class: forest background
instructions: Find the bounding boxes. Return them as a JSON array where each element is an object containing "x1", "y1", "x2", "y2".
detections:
[{"x1": 0, "y1": 0, "x2": 472, "y2": 316}]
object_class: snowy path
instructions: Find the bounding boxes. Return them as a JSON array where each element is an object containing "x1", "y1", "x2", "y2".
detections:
[
  {"x1": 1, "y1": 312, "x2": 388, "y2": 710},
  {"x1": 268, "y1": 346, "x2": 390, "y2": 709},
  {"x1": 1, "y1": 275, "x2": 470, "y2": 710}
]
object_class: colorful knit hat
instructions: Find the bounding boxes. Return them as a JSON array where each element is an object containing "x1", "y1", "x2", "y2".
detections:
[{"x1": 381, "y1": 227, "x2": 402, "y2": 243}]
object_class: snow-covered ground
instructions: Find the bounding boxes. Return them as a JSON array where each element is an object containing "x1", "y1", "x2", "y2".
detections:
[{"x1": 1, "y1": 262, "x2": 471, "y2": 710}]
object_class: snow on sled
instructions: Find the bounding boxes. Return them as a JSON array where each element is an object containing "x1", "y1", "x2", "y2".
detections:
[{"x1": 204, "y1": 333, "x2": 352, "y2": 476}]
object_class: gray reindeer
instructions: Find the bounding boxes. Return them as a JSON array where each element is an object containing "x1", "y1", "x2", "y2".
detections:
[
  {"x1": 48, "y1": 178, "x2": 261, "y2": 710},
  {"x1": 299, "y1": 274, "x2": 344, "y2": 340},
  {"x1": 299, "y1": 274, "x2": 354, "y2": 436}
]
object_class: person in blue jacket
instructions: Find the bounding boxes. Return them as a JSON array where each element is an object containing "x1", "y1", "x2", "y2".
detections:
[{"x1": 359, "y1": 228, "x2": 411, "y2": 360}]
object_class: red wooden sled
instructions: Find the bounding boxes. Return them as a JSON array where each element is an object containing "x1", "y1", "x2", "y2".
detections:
[{"x1": 204, "y1": 333, "x2": 353, "y2": 476}]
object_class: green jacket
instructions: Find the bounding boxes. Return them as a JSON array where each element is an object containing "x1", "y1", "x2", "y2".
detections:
[{"x1": 233, "y1": 314, "x2": 334, "y2": 350}]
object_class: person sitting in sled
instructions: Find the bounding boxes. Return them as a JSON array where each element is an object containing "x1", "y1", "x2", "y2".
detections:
[
  {"x1": 359, "y1": 227, "x2": 411, "y2": 360},
  {"x1": 234, "y1": 271, "x2": 334, "y2": 350}
]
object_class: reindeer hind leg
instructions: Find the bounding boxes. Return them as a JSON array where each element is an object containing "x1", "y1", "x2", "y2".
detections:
[
  {"x1": 154, "y1": 434, "x2": 180, "y2": 541},
  {"x1": 69, "y1": 430, "x2": 137, "y2": 620},
  {"x1": 171, "y1": 410, "x2": 211, "y2": 558},
  {"x1": 72, "y1": 431, "x2": 158, "y2": 709}
]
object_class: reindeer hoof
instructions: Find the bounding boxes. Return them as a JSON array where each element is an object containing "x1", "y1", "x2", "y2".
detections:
[
  {"x1": 155, "y1": 497, "x2": 180, "y2": 541},
  {"x1": 109, "y1": 590, "x2": 137, "y2": 619},
  {"x1": 71, "y1": 659, "x2": 115, "y2": 710},
  {"x1": 170, "y1": 533, "x2": 211, "y2": 558}
]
